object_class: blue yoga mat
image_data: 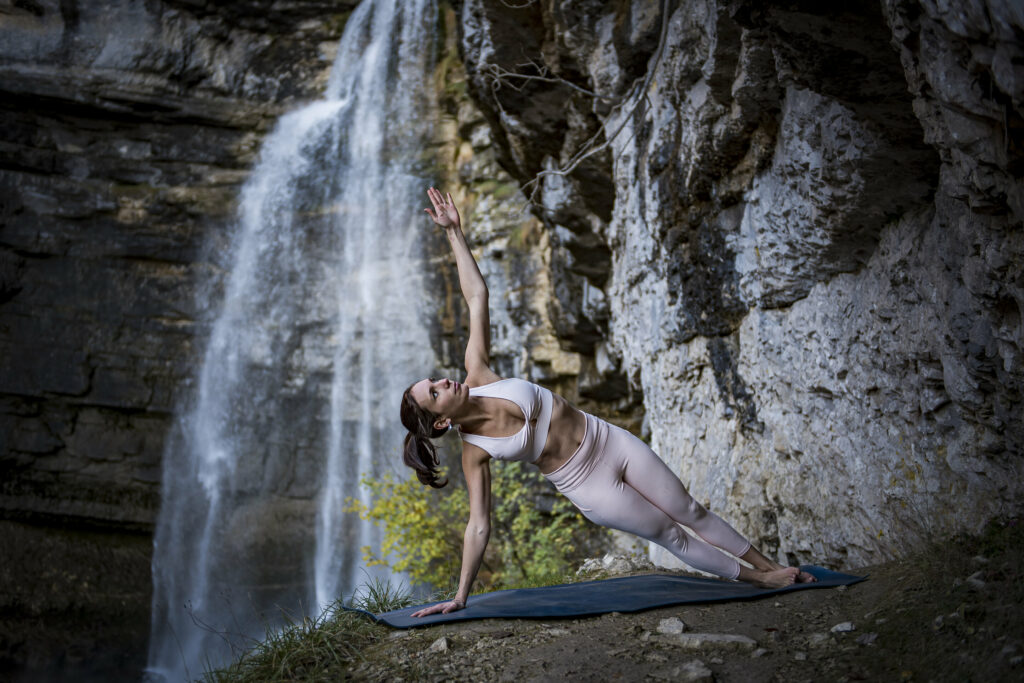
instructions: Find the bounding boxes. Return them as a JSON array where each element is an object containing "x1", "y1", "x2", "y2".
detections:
[{"x1": 366, "y1": 565, "x2": 865, "y2": 629}]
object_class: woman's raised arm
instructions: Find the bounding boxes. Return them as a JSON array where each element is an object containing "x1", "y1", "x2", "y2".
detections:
[{"x1": 424, "y1": 188, "x2": 497, "y2": 381}]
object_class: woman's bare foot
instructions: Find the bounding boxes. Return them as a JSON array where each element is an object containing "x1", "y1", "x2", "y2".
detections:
[
  {"x1": 737, "y1": 545, "x2": 816, "y2": 585},
  {"x1": 739, "y1": 566, "x2": 799, "y2": 588},
  {"x1": 796, "y1": 569, "x2": 817, "y2": 583}
]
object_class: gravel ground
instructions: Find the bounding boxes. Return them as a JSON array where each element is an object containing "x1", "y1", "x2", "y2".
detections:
[{"x1": 351, "y1": 519, "x2": 1024, "y2": 682}]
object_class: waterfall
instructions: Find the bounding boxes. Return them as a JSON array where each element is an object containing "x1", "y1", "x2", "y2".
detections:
[{"x1": 146, "y1": 0, "x2": 438, "y2": 678}]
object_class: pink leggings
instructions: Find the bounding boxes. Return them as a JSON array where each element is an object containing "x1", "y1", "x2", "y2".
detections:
[{"x1": 545, "y1": 413, "x2": 751, "y2": 579}]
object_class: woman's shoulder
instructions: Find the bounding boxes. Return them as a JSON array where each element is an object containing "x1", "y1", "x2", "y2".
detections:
[{"x1": 465, "y1": 366, "x2": 503, "y2": 388}]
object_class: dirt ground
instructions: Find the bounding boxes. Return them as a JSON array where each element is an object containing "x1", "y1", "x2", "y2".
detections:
[{"x1": 351, "y1": 519, "x2": 1024, "y2": 682}]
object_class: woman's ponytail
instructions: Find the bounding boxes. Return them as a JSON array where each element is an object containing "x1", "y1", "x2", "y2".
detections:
[{"x1": 400, "y1": 385, "x2": 449, "y2": 488}]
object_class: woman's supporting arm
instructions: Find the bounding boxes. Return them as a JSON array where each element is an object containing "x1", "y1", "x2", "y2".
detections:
[
  {"x1": 453, "y1": 445, "x2": 491, "y2": 605},
  {"x1": 424, "y1": 188, "x2": 495, "y2": 379},
  {"x1": 411, "y1": 444, "x2": 491, "y2": 617}
]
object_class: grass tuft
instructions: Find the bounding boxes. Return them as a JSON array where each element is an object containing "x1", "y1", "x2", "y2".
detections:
[
  {"x1": 200, "y1": 580, "x2": 411, "y2": 683},
  {"x1": 350, "y1": 575, "x2": 416, "y2": 614}
]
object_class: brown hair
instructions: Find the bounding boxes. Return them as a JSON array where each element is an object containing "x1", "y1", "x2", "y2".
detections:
[{"x1": 400, "y1": 383, "x2": 449, "y2": 488}]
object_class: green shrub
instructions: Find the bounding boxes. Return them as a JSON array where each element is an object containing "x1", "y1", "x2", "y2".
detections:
[{"x1": 347, "y1": 464, "x2": 602, "y2": 592}]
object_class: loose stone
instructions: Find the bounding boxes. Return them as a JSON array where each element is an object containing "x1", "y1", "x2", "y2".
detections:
[
  {"x1": 429, "y1": 636, "x2": 450, "y2": 653},
  {"x1": 831, "y1": 621, "x2": 856, "y2": 633},
  {"x1": 657, "y1": 617, "x2": 687, "y2": 634},
  {"x1": 856, "y1": 632, "x2": 879, "y2": 646},
  {"x1": 805, "y1": 632, "x2": 831, "y2": 647},
  {"x1": 651, "y1": 659, "x2": 713, "y2": 683},
  {"x1": 664, "y1": 633, "x2": 758, "y2": 651}
]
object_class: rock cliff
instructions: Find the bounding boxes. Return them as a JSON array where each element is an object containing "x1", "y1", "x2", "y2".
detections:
[
  {"x1": 455, "y1": 0, "x2": 1023, "y2": 568},
  {"x1": 0, "y1": 0, "x2": 356, "y2": 678},
  {"x1": 2, "y1": 0, "x2": 1022, "y2": 677},
  {"x1": 0, "y1": 1, "x2": 603, "y2": 677}
]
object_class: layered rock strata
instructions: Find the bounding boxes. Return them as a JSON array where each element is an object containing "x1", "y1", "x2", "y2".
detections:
[
  {"x1": 1, "y1": 0, "x2": 355, "y2": 533},
  {"x1": 456, "y1": 0, "x2": 1024, "y2": 567},
  {"x1": 0, "y1": 0, "x2": 355, "y2": 678}
]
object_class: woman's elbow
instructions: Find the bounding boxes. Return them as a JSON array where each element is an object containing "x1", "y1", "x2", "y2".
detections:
[{"x1": 469, "y1": 287, "x2": 488, "y2": 305}]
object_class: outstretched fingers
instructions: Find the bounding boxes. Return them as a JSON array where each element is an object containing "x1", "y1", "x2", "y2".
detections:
[
  {"x1": 410, "y1": 603, "x2": 441, "y2": 618},
  {"x1": 411, "y1": 599, "x2": 463, "y2": 618},
  {"x1": 424, "y1": 187, "x2": 461, "y2": 230},
  {"x1": 430, "y1": 187, "x2": 448, "y2": 210},
  {"x1": 425, "y1": 187, "x2": 452, "y2": 227}
]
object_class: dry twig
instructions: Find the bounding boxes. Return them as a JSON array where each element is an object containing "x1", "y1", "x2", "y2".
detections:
[{"x1": 480, "y1": 0, "x2": 672, "y2": 206}]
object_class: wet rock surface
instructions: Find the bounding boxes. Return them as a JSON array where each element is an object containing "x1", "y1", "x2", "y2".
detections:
[
  {"x1": 0, "y1": 0, "x2": 356, "y2": 530},
  {"x1": 0, "y1": 0, "x2": 356, "y2": 678}
]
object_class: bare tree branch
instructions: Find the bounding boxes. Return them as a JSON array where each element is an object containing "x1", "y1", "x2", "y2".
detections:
[
  {"x1": 482, "y1": 59, "x2": 622, "y2": 102},
  {"x1": 481, "y1": 0, "x2": 672, "y2": 208}
]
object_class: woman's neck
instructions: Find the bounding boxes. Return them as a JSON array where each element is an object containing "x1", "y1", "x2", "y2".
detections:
[{"x1": 451, "y1": 396, "x2": 490, "y2": 432}]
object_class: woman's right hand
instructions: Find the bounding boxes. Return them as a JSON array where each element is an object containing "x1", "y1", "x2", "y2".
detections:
[
  {"x1": 410, "y1": 598, "x2": 465, "y2": 618},
  {"x1": 424, "y1": 187, "x2": 461, "y2": 231}
]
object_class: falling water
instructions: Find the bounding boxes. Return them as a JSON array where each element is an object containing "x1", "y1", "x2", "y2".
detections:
[{"x1": 147, "y1": 0, "x2": 438, "y2": 678}]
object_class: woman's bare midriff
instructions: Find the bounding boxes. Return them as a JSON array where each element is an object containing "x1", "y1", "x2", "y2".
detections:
[{"x1": 534, "y1": 394, "x2": 587, "y2": 475}]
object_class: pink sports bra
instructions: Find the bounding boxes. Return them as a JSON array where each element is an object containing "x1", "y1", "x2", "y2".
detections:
[{"x1": 459, "y1": 378, "x2": 554, "y2": 464}]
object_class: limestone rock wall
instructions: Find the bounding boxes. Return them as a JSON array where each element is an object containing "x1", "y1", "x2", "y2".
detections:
[
  {"x1": 456, "y1": 0, "x2": 1024, "y2": 567},
  {"x1": 0, "y1": 0, "x2": 354, "y2": 529},
  {"x1": 0, "y1": 0, "x2": 355, "y2": 677}
]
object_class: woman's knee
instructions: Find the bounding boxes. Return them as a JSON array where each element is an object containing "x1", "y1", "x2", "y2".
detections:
[
  {"x1": 685, "y1": 497, "x2": 708, "y2": 522},
  {"x1": 664, "y1": 494, "x2": 708, "y2": 527},
  {"x1": 653, "y1": 523, "x2": 688, "y2": 552}
]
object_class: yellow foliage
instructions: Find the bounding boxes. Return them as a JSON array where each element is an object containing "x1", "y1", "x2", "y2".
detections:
[{"x1": 346, "y1": 465, "x2": 601, "y2": 591}]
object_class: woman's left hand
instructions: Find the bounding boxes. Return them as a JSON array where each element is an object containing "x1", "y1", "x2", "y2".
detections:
[
  {"x1": 410, "y1": 598, "x2": 465, "y2": 618},
  {"x1": 424, "y1": 187, "x2": 461, "y2": 231}
]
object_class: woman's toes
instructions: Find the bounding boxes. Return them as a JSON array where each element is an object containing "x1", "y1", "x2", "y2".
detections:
[{"x1": 755, "y1": 567, "x2": 798, "y2": 588}]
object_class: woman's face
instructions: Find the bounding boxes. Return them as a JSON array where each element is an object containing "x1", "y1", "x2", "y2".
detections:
[{"x1": 410, "y1": 377, "x2": 466, "y2": 426}]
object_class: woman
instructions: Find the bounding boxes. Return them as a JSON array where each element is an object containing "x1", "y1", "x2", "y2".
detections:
[{"x1": 403, "y1": 188, "x2": 813, "y2": 617}]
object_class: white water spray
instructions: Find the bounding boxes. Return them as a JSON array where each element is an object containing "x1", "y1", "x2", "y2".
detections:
[{"x1": 147, "y1": 1, "x2": 437, "y2": 678}]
